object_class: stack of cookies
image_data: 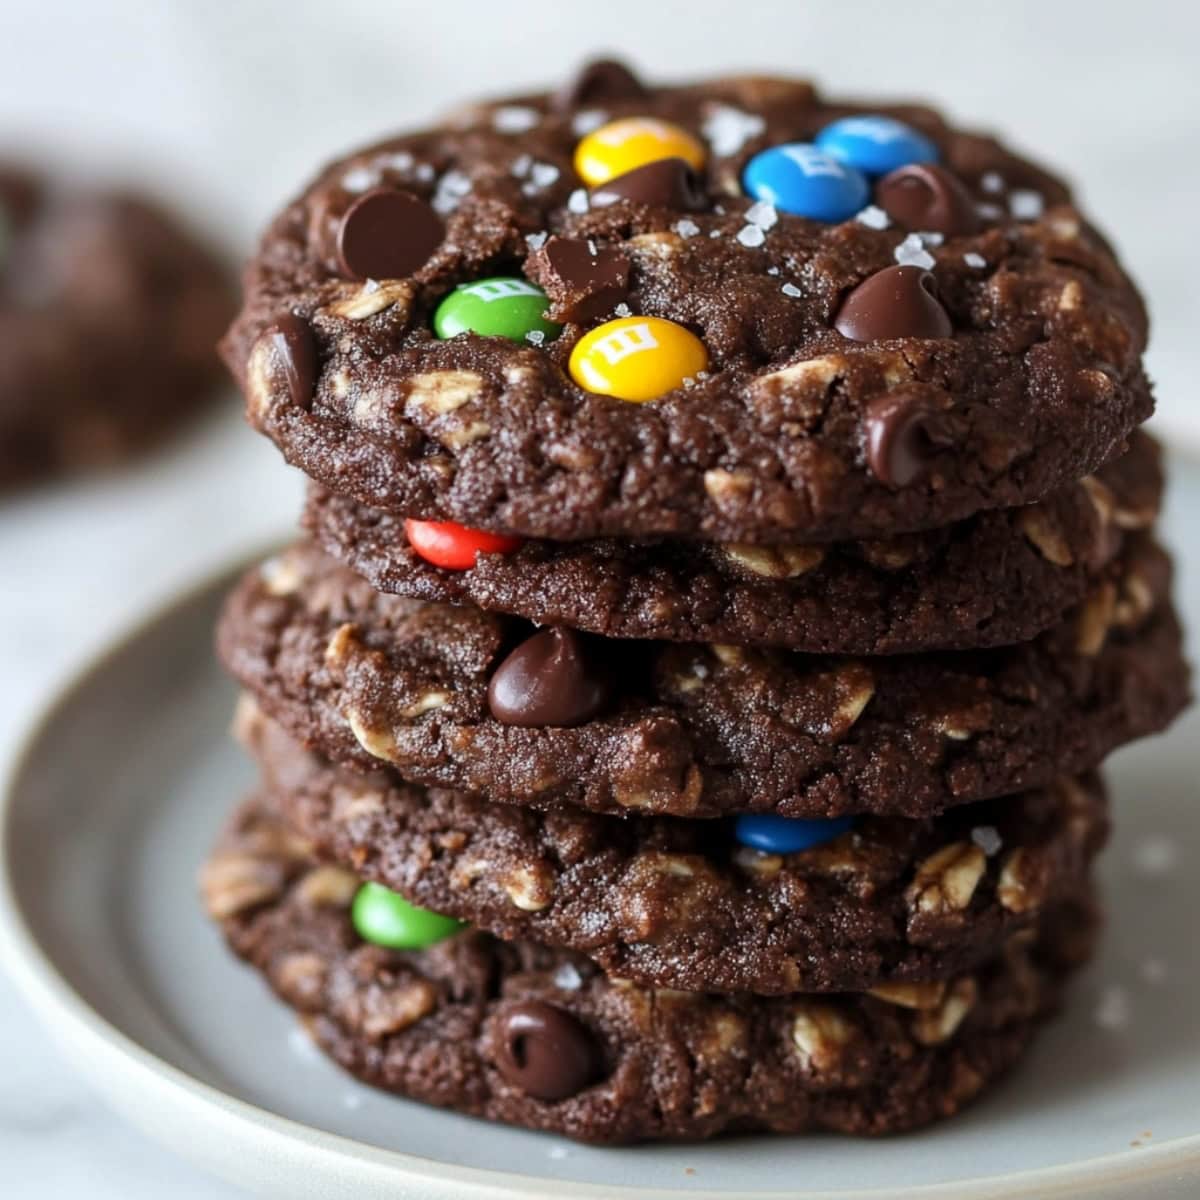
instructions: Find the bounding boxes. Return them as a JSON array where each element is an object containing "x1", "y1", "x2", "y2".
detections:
[{"x1": 205, "y1": 62, "x2": 1188, "y2": 1142}]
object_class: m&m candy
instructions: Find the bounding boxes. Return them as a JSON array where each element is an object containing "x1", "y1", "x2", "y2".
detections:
[
  {"x1": 405, "y1": 518, "x2": 522, "y2": 571},
  {"x1": 351, "y1": 881, "x2": 465, "y2": 949},
  {"x1": 574, "y1": 117, "x2": 706, "y2": 188},
  {"x1": 568, "y1": 315, "x2": 707, "y2": 402},
  {"x1": 433, "y1": 277, "x2": 561, "y2": 343},
  {"x1": 815, "y1": 115, "x2": 938, "y2": 177},
  {"x1": 734, "y1": 813, "x2": 854, "y2": 855},
  {"x1": 742, "y1": 145, "x2": 869, "y2": 223}
]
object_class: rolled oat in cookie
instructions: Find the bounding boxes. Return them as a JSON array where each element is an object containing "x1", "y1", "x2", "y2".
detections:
[
  {"x1": 240, "y1": 700, "x2": 1109, "y2": 996},
  {"x1": 206, "y1": 793, "x2": 1100, "y2": 1144},
  {"x1": 220, "y1": 70, "x2": 1152, "y2": 544},
  {"x1": 216, "y1": 540, "x2": 1187, "y2": 820},
  {"x1": 303, "y1": 431, "x2": 1162, "y2": 654}
]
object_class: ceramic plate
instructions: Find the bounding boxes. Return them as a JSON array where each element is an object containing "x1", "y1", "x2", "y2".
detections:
[{"x1": 2, "y1": 458, "x2": 1199, "y2": 1200}]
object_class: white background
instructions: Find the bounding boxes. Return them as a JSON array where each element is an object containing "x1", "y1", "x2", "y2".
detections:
[{"x1": 0, "y1": 2, "x2": 1197, "y2": 1195}]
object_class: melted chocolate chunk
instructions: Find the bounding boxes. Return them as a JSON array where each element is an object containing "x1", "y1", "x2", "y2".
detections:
[
  {"x1": 876, "y1": 163, "x2": 980, "y2": 237},
  {"x1": 335, "y1": 187, "x2": 443, "y2": 280},
  {"x1": 589, "y1": 158, "x2": 708, "y2": 211},
  {"x1": 525, "y1": 236, "x2": 630, "y2": 323},
  {"x1": 260, "y1": 314, "x2": 317, "y2": 409},
  {"x1": 835, "y1": 265, "x2": 953, "y2": 341}
]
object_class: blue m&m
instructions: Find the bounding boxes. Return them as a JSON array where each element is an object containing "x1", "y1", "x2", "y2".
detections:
[
  {"x1": 742, "y1": 145, "x2": 869, "y2": 223},
  {"x1": 815, "y1": 115, "x2": 938, "y2": 177},
  {"x1": 734, "y1": 813, "x2": 854, "y2": 855}
]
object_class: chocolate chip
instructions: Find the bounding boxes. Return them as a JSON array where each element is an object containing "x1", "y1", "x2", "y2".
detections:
[
  {"x1": 260, "y1": 314, "x2": 317, "y2": 409},
  {"x1": 876, "y1": 164, "x2": 980, "y2": 237},
  {"x1": 834, "y1": 265, "x2": 953, "y2": 342},
  {"x1": 864, "y1": 388, "x2": 956, "y2": 487},
  {"x1": 525, "y1": 236, "x2": 630, "y2": 324},
  {"x1": 589, "y1": 158, "x2": 708, "y2": 211},
  {"x1": 487, "y1": 627, "x2": 612, "y2": 727},
  {"x1": 553, "y1": 58, "x2": 646, "y2": 112},
  {"x1": 494, "y1": 1001, "x2": 600, "y2": 1101},
  {"x1": 335, "y1": 187, "x2": 443, "y2": 281}
]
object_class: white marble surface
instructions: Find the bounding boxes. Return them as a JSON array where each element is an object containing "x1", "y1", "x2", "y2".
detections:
[{"x1": 1, "y1": 1, "x2": 1198, "y2": 1195}]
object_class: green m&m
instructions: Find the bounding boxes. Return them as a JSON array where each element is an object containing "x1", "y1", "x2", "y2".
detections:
[
  {"x1": 433, "y1": 276, "x2": 561, "y2": 343},
  {"x1": 351, "y1": 881, "x2": 465, "y2": 949}
]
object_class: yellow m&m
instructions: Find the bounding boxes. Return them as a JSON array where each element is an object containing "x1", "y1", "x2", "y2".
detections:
[
  {"x1": 569, "y1": 316, "x2": 708, "y2": 402},
  {"x1": 574, "y1": 117, "x2": 706, "y2": 188}
]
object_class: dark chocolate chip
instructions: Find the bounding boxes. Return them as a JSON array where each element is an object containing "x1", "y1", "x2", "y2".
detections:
[
  {"x1": 876, "y1": 164, "x2": 980, "y2": 237},
  {"x1": 553, "y1": 58, "x2": 646, "y2": 111},
  {"x1": 487, "y1": 627, "x2": 611, "y2": 727},
  {"x1": 260, "y1": 314, "x2": 317, "y2": 409},
  {"x1": 335, "y1": 187, "x2": 444, "y2": 281},
  {"x1": 589, "y1": 158, "x2": 708, "y2": 211},
  {"x1": 834, "y1": 265, "x2": 953, "y2": 342},
  {"x1": 526, "y1": 236, "x2": 630, "y2": 324},
  {"x1": 494, "y1": 1001, "x2": 600, "y2": 1101},
  {"x1": 864, "y1": 388, "x2": 956, "y2": 487}
]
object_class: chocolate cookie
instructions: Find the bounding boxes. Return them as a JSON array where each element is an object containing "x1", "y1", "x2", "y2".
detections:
[
  {"x1": 203, "y1": 795, "x2": 1098, "y2": 1143},
  {"x1": 216, "y1": 540, "x2": 1187, "y2": 820},
  {"x1": 241, "y1": 698, "x2": 1108, "y2": 995},
  {"x1": 304, "y1": 431, "x2": 1161, "y2": 654},
  {"x1": 0, "y1": 164, "x2": 233, "y2": 486},
  {"x1": 221, "y1": 66, "x2": 1152, "y2": 545}
]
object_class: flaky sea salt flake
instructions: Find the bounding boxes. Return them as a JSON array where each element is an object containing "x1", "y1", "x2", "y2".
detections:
[
  {"x1": 1009, "y1": 189, "x2": 1045, "y2": 220},
  {"x1": 567, "y1": 188, "x2": 589, "y2": 214},
  {"x1": 525, "y1": 329, "x2": 546, "y2": 346},
  {"x1": 530, "y1": 162, "x2": 560, "y2": 188},
  {"x1": 736, "y1": 224, "x2": 766, "y2": 248},
  {"x1": 856, "y1": 205, "x2": 890, "y2": 230},
  {"x1": 493, "y1": 105, "x2": 540, "y2": 134},
  {"x1": 340, "y1": 165, "x2": 378, "y2": 193},
  {"x1": 673, "y1": 218, "x2": 700, "y2": 238},
  {"x1": 781, "y1": 282, "x2": 803, "y2": 297},
  {"x1": 894, "y1": 233, "x2": 935, "y2": 269},
  {"x1": 963, "y1": 252, "x2": 987, "y2": 269},
  {"x1": 745, "y1": 200, "x2": 778, "y2": 230},
  {"x1": 702, "y1": 104, "x2": 766, "y2": 156},
  {"x1": 525, "y1": 232, "x2": 547, "y2": 250},
  {"x1": 572, "y1": 109, "x2": 606, "y2": 136}
]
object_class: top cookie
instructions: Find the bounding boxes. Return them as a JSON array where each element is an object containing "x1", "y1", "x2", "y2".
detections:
[{"x1": 223, "y1": 63, "x2": 1151, "y2": 543}]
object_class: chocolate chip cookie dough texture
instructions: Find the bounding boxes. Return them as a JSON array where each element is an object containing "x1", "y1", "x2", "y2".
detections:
[
  {"x1": 0, "y1": 164, "x2": 234, "y2": 486},
  {"x1": 207, "y1": 59, "x2": 1188, "y2": 1143}
]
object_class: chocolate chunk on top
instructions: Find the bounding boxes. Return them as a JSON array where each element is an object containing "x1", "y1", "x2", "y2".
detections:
[{"x1": 524, "y1": 236, "x2": 630, "y2": 324}]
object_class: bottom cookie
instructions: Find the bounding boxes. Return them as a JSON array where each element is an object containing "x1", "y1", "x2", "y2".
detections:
[{"x1": 202, "y1": 796, "x2": 1098, "y2": 1144}]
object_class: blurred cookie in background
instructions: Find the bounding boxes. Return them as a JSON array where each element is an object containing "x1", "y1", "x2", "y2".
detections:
[{"x1": 0, "y1": 162, "x2": 235, "y2": 488}]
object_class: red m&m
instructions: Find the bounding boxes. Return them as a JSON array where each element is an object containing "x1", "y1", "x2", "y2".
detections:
[{"x1": 405, "y1": 518, "x2": 521, "y2": 570}]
